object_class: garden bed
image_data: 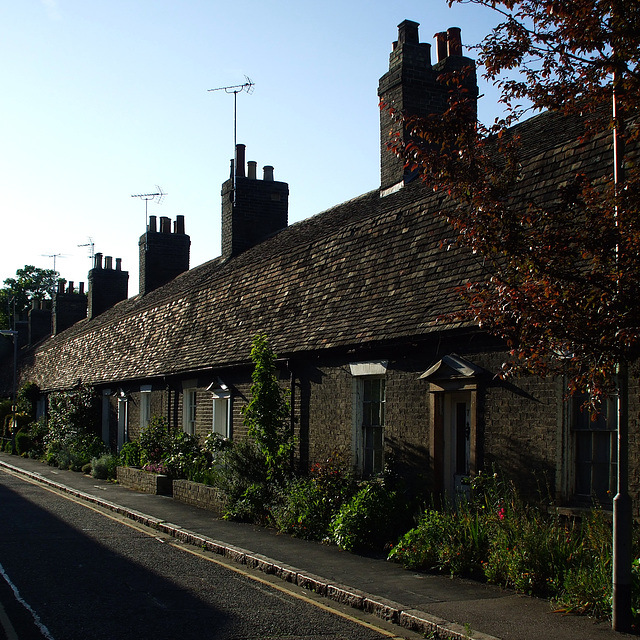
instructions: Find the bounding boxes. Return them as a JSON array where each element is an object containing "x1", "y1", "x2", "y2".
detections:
[
  {"x1": 116, "y1": 466, "x2": 172, "y2": 496},
  {"x1": 172, "y1": 479, "x2": 227, "y2": 514}
]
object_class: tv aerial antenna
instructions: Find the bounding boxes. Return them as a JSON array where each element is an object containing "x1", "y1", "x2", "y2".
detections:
[
  {"x1": 208, "y1": 76, "x2": 254, "y2": 202},
  {"x1": 41, "y1": 253, "x2": 65, "y2": 273},
  {"x1": 131, "y1": 185, "x2": 166, "y2": 227},
  {"x1": 78, "y1": 237, "x2": 95, "y2": 261}
]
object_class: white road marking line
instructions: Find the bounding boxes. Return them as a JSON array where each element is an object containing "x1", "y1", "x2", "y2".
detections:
[{"x1": 0, "y1": 562, "x2": 56, "y2": 640}]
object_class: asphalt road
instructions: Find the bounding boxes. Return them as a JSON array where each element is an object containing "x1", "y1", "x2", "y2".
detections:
[{"x1": 0, "y1": 469, "x2": 416, "y2": 640}]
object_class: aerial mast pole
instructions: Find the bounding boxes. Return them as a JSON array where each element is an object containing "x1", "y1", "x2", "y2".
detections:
[{"x1": 208, "y1": 77, "x2": 254, "y2": 203}]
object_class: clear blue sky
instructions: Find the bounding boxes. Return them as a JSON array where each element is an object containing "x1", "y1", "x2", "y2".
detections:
[{"x1": 1, "y1": 1, "x2": 504, "y2": 295}]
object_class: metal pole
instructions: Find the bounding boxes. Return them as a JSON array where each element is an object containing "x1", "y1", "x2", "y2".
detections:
[
  {"x1": 0, "y1": 330, "x2": 18, "y2": 455},
  {"x1": 613, "y1": 362, "x2": 632, "y2": 631},
  {"x1": 10, "y1": 333, "x2": 16, "y2": 455},
  {"x1": 611, "y1": 68, "x2": 632, "y2": 633}
]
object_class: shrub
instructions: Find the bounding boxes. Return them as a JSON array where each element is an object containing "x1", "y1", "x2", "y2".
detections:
[
  {"x1": 14, "y1": 431, "x2": 33, "y2": 456},
  {"x1": 91, "y1": 454, "x2": 118, "y2": 480},
  {"x1": 43, "y1": 385, "x2": 103, "y2": 469},
  {"x1": 387, "y1": 469, "x2": 640, "y2": 621},
  {"x1": 215, "y1": 439, "x2": 271, "y2": 522},
  {"x1": 388, "y1": 509, "x2": 451, "y2": 571},
  {"x1": 55, "y1": 449, "x2": 72, "y2": 470},
  {"x1": 46, "y1": 385, "x2": 100, "y2": 445},
  {"x1": 118, "y1": 440, "x2": 142, "y2": 467},
  {"x1": 163, "y1": 430, "x2": 202, "y2": 479},
  {"x1": 17, "y1": 382, "x2": 40, "y2": 419},
  {"x1": 330, "y1": 481, "x2": 403, "y2": 553},
  {"x1": 139, "y1": 417, "x2": 171, "y2": 465},
  {"x1": 273, "y1": 457, "x2": 356, "y2": 541},
  {"x1": 224, "y1": 481, "x2": 274, "y2": 523},
  {"x1": 26, "y1": 417, "x2": 48, "y2": 457},
  {"x1": 390, "y1": 499, "x2": 489, "y2": 577},
  {"x1": 555, "y1": 508, "x2": 616, "y2": 618},
  {"x1": 0, "y1": 399, "x2": 12, "y2": 438},
  {"x1": 188, "y1": 432, "x2": 231, "y2": 485}
]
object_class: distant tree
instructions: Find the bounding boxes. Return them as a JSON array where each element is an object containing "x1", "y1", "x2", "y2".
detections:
[
  {"x1": 0, "y1": 265, "x2": 59, "y2": 328},
  {"x1": 383, "y1": 0, "x2": 639, "y2": 629}
]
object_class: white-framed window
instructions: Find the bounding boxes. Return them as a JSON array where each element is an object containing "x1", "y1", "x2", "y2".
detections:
[
  {"x1": 350, "y1": 361, "x2": 388, "y2": 477},
  {"x1": 140, "y1": 385, "x2": 152, "y2": 430},
  {"x1": 572, "y1": 395, "x2": 617, "y2": 502},
  {"x1": 117, "y1": 396, "x2": 128, "y2": 451},
  {"x1": 211, "y1": 389, "x2": 231, "y2": 438},
  {"x1": 183, "y1": 388, "x2": 197, "y2": 435}
]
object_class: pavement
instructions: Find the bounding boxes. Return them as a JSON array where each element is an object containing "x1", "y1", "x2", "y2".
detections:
[{"x1": 0, "y1": 452, "x2": 635, "y2": 640}]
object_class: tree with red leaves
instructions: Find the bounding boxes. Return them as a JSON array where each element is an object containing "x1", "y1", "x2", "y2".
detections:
[{"x1": 385, "y1": 1, "x2": 639, "y2": 630}]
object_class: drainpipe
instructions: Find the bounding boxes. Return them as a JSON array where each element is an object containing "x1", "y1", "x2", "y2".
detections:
[{"x1": 288, "y1": 359, "x2": 296, "y2": 473}]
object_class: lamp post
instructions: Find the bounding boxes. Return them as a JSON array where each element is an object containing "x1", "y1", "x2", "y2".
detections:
[{"x1": 0, "y1": 330, "x2": 18, "y2": 454}]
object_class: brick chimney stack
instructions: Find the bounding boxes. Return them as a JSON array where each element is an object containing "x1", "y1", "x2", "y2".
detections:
[
  {"x1": 221, "y1": 144, "x2": 289, "y2": 259},
  {"x1": 378, "y1": 21, "x2": 477, "y2": 193},
  {"x1": 138, "y1": 215, "x2": 190, "y2": 296},
  {"x1": 52, "y1": 280, "x2": 87, "y2": 335},
  {"x1": 88, "y1": 253, "x2": 129, "y2": 319}
]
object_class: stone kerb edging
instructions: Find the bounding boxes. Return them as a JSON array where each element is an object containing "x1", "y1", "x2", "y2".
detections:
[{"x1": 0, "y1": 459, "x2": 500, "y2": 640}]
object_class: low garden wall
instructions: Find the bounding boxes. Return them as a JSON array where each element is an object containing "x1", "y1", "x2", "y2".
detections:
[
  {"x1": 172, "y1": 479, "x2": 227, "y2": 514},
  {"x1": 116, "y1": 466, "x2": 172, "y2": 496}
]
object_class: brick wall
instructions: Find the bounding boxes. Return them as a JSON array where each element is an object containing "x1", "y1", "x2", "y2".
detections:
[{"x1": 474, "y1": 350, "x2": 560, "y2": 499}]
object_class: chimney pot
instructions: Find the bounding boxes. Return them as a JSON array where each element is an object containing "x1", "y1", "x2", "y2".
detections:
[
  {"x1": 148, "y1": 215, "x2": 157, "y2": 232},
  {"x1": 397, "y1": 20, "x2": 419, "y2": 46},
  {"x1": 235, "y1": 144, "x2": 246, "y2": 178},
  {"x1": 263, "y1": 165, "x2": 274, "y2": 181},
  {"x1": 248, "y1": 161, "x2": 257, "y2": 179},
  {"x1": 160, "y1": 216, "x2": 171, "y2": 233},
  {"x1": 79, "y1": 282, "x2": 85, "y2": 295},
  {"x1": 94, "y1": 253, "x2": 103, "y2": 269},
  {"x1": 174, "y1": 215, "x2": 185, "y2": 234},
  {"x1": 436, "y1": 31, "x2": 448, "y2": 61},
  {"x1": 105, "y1": 256, "x2": 113, "y2": 270},
  {"x1": 115, "y1": 258, "x2": 122, "y2": 271},
  {"x1": 57, "y1": 280, "x2": 66, "y2": 294},
  {"x1": 447, "y1": 27, "x2": 462, "y2": 56},
  {"x1": 67, "y1": 281, "x2": 74, "y2": 294}
]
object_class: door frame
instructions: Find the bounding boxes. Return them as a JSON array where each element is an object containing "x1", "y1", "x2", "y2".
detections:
[{"x1": 429, "y1": 385, "x2": 479, "y2": 497}]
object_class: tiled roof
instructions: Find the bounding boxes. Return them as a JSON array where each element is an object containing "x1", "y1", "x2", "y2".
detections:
[{"x1": 20, "y1": 110, "x2": 618, "y2": 391}]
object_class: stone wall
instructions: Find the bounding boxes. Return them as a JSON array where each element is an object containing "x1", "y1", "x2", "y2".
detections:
[
  {"x1": 116, "y1": 466, "x2": 172, "y2": 495},
  {"x1": 172, "y1": 479, "x2": 227, "y2": 514}
]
